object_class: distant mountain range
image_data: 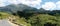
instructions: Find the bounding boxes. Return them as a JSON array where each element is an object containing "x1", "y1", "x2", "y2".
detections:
[
  {"x1": 0, "y1": 4, "x2": 37, "y2": 13},
  {"x1": 0, "y1": 4, "x2": 60, "y2": 15}
]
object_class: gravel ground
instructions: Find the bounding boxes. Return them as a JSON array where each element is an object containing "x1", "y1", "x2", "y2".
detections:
[{"x1": 0, "y1": 20, "x2": 19, "y2": 26}]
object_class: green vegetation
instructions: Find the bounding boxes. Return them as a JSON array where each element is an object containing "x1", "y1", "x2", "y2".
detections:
[
  {"x1": 27, "y1": 14, "x2": 57, "y2": 26},
  {"x1": 0, "y1": 12, "x2": 31, "y2": 26},
  {"x1": 8, "y1": 15, "x2": 31, "y2": 26},
  {"x1": 1, "y1": 4, "x2": 60, "y2": 26},
  {"x1": 15, "y1": 17, "x2": 31, "y2": 26},
  {"x1": 1, "y1": 11, "x2": 60, "y2": 26},
  {"x1": 0, "y1": 12, "x2": 11, "y2": 19}
]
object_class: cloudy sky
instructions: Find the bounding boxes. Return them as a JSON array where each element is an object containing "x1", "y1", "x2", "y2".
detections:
[{"x1": 0, "y1": 0, "x2": 60, "y2": 10}]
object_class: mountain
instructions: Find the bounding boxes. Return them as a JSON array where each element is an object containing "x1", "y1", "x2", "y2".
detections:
[
  {"x1": 0, "y1": 7, "x2": 12, "y2": 13},
  {"x1": 0, "y1": 4, "x2": 60, "y2": 16},
  {"x1": 0, "y1": 4, "x2": 37, "y2": 13}
]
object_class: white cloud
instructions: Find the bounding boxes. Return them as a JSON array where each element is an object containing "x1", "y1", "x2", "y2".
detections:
[
  {"x1": 0, "y1": 0, "x2": 60, "y2": 10},
  {"x1": 8, "y1": 0, "x2": 42, "y2": 9},
  {"x1": 0, "y1": 0, "x2": 42, "y2": 8},
  {"x1": 8, "y1": 0, "x2": 18, "y2": 4},
  {"x1": 42, "y1": 2, "x2": 56, "y2": 10},
  {"x1": 7, "y1": 0, "x2": 60, "y2": 10},
  {"x1": 0, "y1": 0, "x2": 10, "y2": 7},
  {"x1": 0, "y1": 0, "x2": 6, "y2": 7},
  {"x1": 56, "y1": 1, "x2": 60, "y2": 10}
]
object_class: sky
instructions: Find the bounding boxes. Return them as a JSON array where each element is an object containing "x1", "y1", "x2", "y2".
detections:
[{"x1": 0, "y1": 0, "x2": 60, "y2": 10}]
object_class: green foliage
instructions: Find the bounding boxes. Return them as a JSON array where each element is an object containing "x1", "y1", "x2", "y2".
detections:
[
  {"x1": 27, "y1": 14, "x2": 57, "y2": 26},
  {"x1": 10, "y1": 16, "x2": 31, "y2": 26},
  {"x1": 0, "y1": 12, "x2": 60, "y2": 26},
  {"x1": 16, "y1": 18, "x2": 31, "y2": 26},
  {"x1": 1, "y1": 11, "x2": 60, "y2": 26},
  {"x1": 1, "y1": 4, "x2": 60, "y2": 26},
  {"x1": 0, "y1": 12, "x2": 11, "y2": 19},
  {"x1": 54, "y1": 13, "x2": 60, "y2": 26}
]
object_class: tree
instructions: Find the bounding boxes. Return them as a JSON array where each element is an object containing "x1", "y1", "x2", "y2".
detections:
[{"x1": 27, "y1": 14, "x2": 57, "y2": 26}]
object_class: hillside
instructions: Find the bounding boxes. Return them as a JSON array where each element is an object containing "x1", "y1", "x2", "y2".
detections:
[{"x1": 0, "y1": 4, "x2": 60, "y2": 26}]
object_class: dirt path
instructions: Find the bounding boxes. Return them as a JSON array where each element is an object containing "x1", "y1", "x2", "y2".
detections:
[
  {"x1": 0, "y1": 20, "x2": 12, "y2": 26},
  {"x1": 0, "y1": 20, "x2": 19, "y2": 26},
  {"x1": 8, "y1": 20, "x2": 19, "y2": 26}
]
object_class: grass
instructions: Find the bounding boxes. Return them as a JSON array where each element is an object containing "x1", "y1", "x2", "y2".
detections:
[
  {"x1": 11, "y1": 16, "x2": 31, "y2": 26},
  {"x1": 0, "y1": 12, "x2": 31, "y2": 26},
  {"x1": 0, "y1": 12, "x2": 11, "y2": 19},
  {"x1": 8, "y1": 15, "x2": 31, "y2": 26}
]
